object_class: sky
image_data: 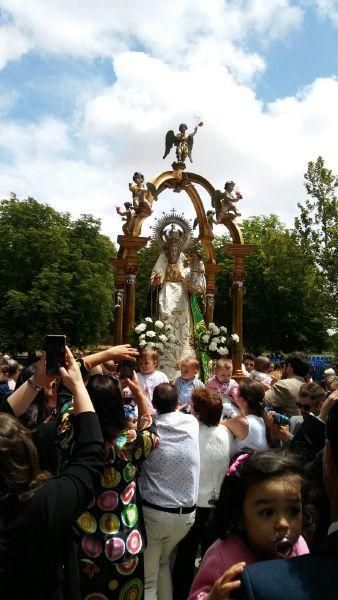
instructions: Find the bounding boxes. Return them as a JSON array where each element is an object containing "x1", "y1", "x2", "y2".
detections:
[{"x1": 0, "y1": 0, "x2": 338, "y2": 242}]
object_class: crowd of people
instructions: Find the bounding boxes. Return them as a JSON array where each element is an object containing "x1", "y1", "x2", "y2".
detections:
[{"x1": 0, "y1": 345, "x2": 338, "y2": 599}]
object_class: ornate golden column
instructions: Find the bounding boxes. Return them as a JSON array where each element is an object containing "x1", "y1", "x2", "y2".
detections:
[
  {"x1": 112, "y1": 235, "x2": 149, "y2": 343},
  {"x1": 124, "y1": 268, "x2": 137, "y2": 337},
  {"x1": 223, "y1": 244, "x2": 256, "y2": 378},
  {"x1": 204, "y1": 263, "x2": 224, "y2": 325},
  {"x1": 111, "y1": 258, "x2": 126, "y2": 345}
]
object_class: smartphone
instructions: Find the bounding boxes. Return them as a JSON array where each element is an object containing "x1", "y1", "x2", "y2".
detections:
[
  {"x1": 273, "y1": 412, "x2": 290, "y2": 426},
  {"x1": 44, "y1": 335, "x2": 66, "y2": 376},
  {"x1": 119, "y1": 360, "x2": 135, "y2": 379}
]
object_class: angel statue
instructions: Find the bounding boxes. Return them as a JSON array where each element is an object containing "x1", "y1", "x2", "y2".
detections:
[
  {"x1": 193, "y1": 210, "x2": 217, "y2": 234},
  {"x1": 211, "y1": 180, "x2": 242, "y2": 223},
  {"x1": 163, "y1": 122, "x2": 203, "y2": 165},
  {"x1": 116, "y1": 202, "x2": 135, "y2": 235},
  {"x1": 129, "y1": 172, "x2": 158, "y2": 215}
]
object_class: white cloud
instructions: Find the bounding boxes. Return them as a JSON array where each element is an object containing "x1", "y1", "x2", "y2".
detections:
[
  {"x1": 309, "y1": 0, "x2": 338, "y2": 25},
  {"x1": 1, "y1": 46, "x2": 337, "y2": 246},
  {"x1": 0, "y1": 1, "x2": 336, "y2": 248},
  {"x1": 0, "y1": 24, "x2": 32, "y2": 68},
  {"x1": 0, "y1": 0, "x2": 302, "y2": 81}
]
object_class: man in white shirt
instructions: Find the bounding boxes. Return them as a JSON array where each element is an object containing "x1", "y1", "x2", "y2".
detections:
[{"x1": 138, "y1": 383, "x2": 200, "y2": 600}]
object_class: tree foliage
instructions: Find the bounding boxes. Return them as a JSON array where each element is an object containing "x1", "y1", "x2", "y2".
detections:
[
  {"x1": 295, "y1": 156, "x2": 338, "y2": 306},
  {"x1": 235, "y1": 215, "x2": 330, "y2": 353},
  {"x1": 0, "y1": 196, "x2": 115, "y2": 351}
]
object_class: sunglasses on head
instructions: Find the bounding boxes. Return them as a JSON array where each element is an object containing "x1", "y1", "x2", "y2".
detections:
[{"x1": 296, "y1": 402, "x2": 311, "y2": 411}]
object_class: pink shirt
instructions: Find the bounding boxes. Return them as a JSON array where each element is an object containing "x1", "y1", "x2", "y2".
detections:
[
  {"x1": 188, "y1": 534, "x2": 309, "y2": 600},
  {"x1": 206, "y1": 376, "x2": 239, "y2": 403}
]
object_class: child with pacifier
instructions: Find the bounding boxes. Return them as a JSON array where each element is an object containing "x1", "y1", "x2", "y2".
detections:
[{"x1": 188, "y1": 451, "x2": 311, "y2": 600}]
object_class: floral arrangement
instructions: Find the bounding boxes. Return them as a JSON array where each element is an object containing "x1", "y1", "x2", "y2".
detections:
[
  {"x1": 200, "y1": 322, "x2": 239, "y2": 358},
  {"x1": 132, "y1": 317, "x2": 175, "y2": 353}
]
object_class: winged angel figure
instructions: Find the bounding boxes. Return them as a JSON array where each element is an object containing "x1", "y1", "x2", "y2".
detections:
[
  {"x1": 163, "y1": 122, "x2": 203, "y2": 164},
  {"x1": 211, "y1": 181, "x2": 242, "y2": 223}
]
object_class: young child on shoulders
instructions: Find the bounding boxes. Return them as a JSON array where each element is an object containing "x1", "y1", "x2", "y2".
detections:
[
  {"x1": 206, "y1": 358, "x2": 239, "y2": 418},
  {"x1": 249, "y1": 355, "x2": 272, "y2": 388},
  {"x1": 137, "y1": 347, "x2": 168, "y2": 412},
  {"x1": 173, "y1": 356, "x2": 204, "y2": 413},
  {"x1": 188, "y1": 451, "x2": 310, "y2": 600}
]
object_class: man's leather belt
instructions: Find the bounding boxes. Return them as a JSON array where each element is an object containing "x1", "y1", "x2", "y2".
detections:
[{"x1": 142, "y1": 499, "x2": 196, "y2": 514}]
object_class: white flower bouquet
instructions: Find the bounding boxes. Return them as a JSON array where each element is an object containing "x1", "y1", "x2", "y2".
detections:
[
  {"x1": 200, "y1": 323, "x2": 240, "y2": 359},
  {"x1": 131, "y1": 317, "x2": 174, "y2": 352}
]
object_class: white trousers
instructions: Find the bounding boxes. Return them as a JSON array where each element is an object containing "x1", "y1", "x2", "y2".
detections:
[{"x1": 143, "y1": 506, "x2": 196, "y2": 600}]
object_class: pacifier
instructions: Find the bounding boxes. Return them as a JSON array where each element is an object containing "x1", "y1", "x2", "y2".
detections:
[{"x1": 272, "y1": 534, "x2": 294, "y2": 558}]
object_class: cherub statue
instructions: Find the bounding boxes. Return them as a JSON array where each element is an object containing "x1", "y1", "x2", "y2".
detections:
[
  {"x1": 206, "y1": 210, "x2": 217, "y2": 232},
  {"x1": 192, "y1": 210, "x2": 217, "y2": 234},
  {"x1": 211, "y1": 181, "x2": 242, "y2": 223},
  {"x1": 116, "y1": 202, "x2": 135, "y2": 235},
  {"x1": 163, "y1": 122, "x2": 203, "y2": 165},
  {"x1": 129, "y1": 172, "x2": 158, "y2": 211}
]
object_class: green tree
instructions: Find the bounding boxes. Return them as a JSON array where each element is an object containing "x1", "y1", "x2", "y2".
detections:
[
  {"x1": 295, "y1": 157, "x2": 338, "y2": 304},
  {"x1": 0, "y1": 196, "x2": 115, "y2": 351},
  {"x1": 215, "y1": 215, "x2": 331, "y2": 353}
]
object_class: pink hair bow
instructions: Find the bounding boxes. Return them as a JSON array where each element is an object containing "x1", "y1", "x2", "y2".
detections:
[{"x1": 226, "y1": 453, "x2": 250, "y2": 477}]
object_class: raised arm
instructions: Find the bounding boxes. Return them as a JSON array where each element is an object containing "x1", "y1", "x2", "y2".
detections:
[
  {"x1": 59, "y1": 346, "x2": 94, "y2": 414},
  {"x1": 6, "y1": 352, "x2": 52, "y2": 417},
  {"x1": 83, "y1": 344, "x2": 139, "y2": 370},
  {"x1": 126, "y1": 371, "x2": 151, "y2": 418}
]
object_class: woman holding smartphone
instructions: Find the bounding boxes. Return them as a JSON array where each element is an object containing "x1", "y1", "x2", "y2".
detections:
[{"x1": 0, "y1": 348, "x2": 105, "y2": 599}]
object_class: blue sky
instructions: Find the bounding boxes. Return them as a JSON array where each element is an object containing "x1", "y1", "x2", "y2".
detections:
[{"x1": 0, "y1": 0, "x2": 337, "y2": 239}]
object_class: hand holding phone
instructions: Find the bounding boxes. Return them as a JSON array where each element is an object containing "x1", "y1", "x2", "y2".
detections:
[
  {"x1": 44, "y1": 335, "x2": 66, "y2": 376},
  {"x1": 272, "y1": 412, "x2": 290, "y2": 426},
  {"x1": 119, "y1": 360, "x2": 136, "y2": 380}
]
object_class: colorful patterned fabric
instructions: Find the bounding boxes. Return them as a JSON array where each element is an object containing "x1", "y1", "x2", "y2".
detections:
[
  {"x1": 56, "y1": 392, "x2": 158, "y2": 600},
  {"x1": 75, "y1": 414, "x2": 158, "y2": 599}
]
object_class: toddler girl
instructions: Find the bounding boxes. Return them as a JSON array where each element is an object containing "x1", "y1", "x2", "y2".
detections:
[
  {"x1": 188, "y1": 451, "x2": 311, "y2": 600},
  {"x1": 206, "y1": 359, "x2": 239, "y2": 418}
]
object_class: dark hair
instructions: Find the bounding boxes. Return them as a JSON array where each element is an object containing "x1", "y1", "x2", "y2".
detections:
[
  {"x1": 7, "y1": 360, "x2": 19, "y2": 377},
  {"x1": 243, "y1": 353, "x2": 255, "y2": 363},
  {"x1": 0, "y1": 414, "x2": 50, "y2": 504},
  {"x1": 326, "y1": 401, "x2": 338, "y2": 470},
  {"x1": 152, "y1": 383, "x2": 178, "y2": 414},
  {"x1": 86, "y1": 374, "x2": 126, "y2": 440},
  {"x1": 0, "y1": 362, "x2": 9, "y2": 376},
  {"x1": 238, "y1": 379, "x2": 265, "y2": 417},
  {"x1": 285, "y1": 352, "x2": 310, "y2": 377},
  {"x1": 192, "y1": 388, "x2": 222, "y2": 426},
  {"x1": 299, "y1": 382, "x2": 325, "y2": 404},
  {"x1": 133, "y1": 171, "x2": 144, "y2": 182},
  {"x1": 213, "y1": 451, "x2": 313, "y2": 539}
]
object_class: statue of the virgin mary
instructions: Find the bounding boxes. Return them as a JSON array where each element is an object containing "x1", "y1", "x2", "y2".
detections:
[{"x1": 151, "y1": 213, "x2": 205, "y2": 379}]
